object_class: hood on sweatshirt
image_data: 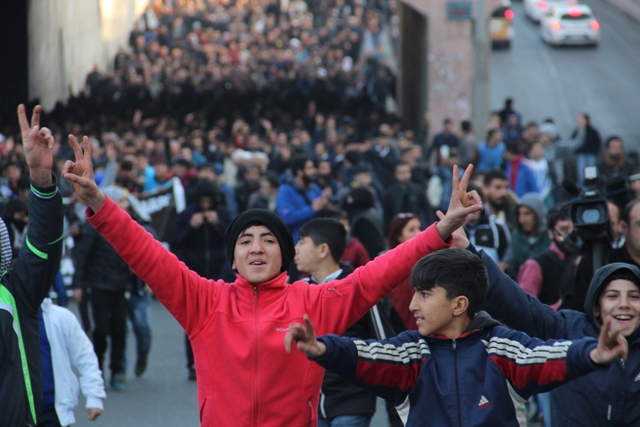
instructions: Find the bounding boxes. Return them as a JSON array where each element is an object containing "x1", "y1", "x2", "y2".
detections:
[
  {"x1": 516, "y1": 193, "x2": 547, "y2": 235},
  {"x1": 584, "y1": 262, "x2": 640, "y2": 338}
]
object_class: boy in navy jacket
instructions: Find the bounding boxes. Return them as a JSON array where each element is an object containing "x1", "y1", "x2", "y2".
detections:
[{"x1": 285, "y1": 249, "x2": 627, "y2": 427}]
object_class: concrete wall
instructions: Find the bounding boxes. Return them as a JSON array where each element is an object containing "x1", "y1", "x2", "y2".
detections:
[
  {"x1": 28, "y1": 0, "x2": 149, "y2": 110},
  {"x1": 398, "y1": 0, "x2": 501, "y2": 133}
]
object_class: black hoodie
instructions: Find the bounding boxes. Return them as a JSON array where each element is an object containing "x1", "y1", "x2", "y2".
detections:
[{"x1": 478, "y1": 245, "x2": 640, "y2": 427}]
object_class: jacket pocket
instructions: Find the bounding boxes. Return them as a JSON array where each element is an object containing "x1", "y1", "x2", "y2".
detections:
[
  {"x1": 200, "y1": 398, "x2": 212, "y2": 426},
  {"x1": 307, "y1": 398, "x2": 317, "y2": 427}
]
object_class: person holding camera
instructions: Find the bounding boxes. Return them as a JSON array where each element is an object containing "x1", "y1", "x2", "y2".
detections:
[{"x1": 562, "y1": 197, "x2": 640, "y2": 312}]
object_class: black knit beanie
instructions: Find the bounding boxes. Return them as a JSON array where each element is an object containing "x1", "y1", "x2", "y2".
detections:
[{"x1": 224, "y1": 209, "x2": 294, "y2": 273}]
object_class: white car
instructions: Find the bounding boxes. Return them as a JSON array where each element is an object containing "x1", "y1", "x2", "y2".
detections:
[
  {"x1": 524, "y1": 0, "x2": 577, "y2": 23},
  {"x1": 540, "y1": 4, "x2": 600, "y2": 46}
]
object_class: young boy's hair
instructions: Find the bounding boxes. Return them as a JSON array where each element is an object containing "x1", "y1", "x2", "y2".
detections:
[
  {"x1": 409, "y1": 249, "x2": 489, "y2": 319},
  {"x1": 547, "y1": 203, "x2": 571, "y2": 231},
  {"x1": 298, "y1": 218, "x2": 347, "y2": 263},
  {"x1": 324, "y1": 208, "x2": 349, "y2": 222}
]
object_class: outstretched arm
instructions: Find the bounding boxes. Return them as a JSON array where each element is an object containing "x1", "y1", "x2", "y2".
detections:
[
  {"x1": 286, "y1": 315, "x2": 424, "y2": 404},
  {"x1": 490, "y1": 318, "x2": 626, "y2": 400},
  {"x1": 62, "y1": 134, "x2": 221, "y2": 335},
  {"x1": 307, "y1": 165, "x2": 483, "y2": 336},
  {"x1": 444, "y1": 218, "x2": 573, "y2": 339}
]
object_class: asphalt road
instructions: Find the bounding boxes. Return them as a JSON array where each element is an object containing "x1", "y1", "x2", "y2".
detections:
[
  {"x1": 491, "y1": 0, "x2": 640, "y2": 149},
  {"x1": 71, "y1": 300, "x2": 199, "y2": 426}
]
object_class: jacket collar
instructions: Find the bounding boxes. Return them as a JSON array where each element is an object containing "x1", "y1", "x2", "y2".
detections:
[{"x1": 233, "y1": 271, "x2": 289, "y2": 306}]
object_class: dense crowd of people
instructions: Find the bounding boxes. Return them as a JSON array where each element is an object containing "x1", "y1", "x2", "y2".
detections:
[{"x1": 1, "y1": 1, "x2": 640, "y2": 426}]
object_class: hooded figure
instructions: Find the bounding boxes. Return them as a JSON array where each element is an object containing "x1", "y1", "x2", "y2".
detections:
[
  {"x1": 479, "y1": 247, "x2": 640, "y2": 427},
  {"x1": 502, "y1": 192, "x2": 550, "y2": 276}
]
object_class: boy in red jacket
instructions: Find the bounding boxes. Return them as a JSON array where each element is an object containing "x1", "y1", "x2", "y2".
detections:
[{"x1": 62, "y1": 135, "x2": 482, "y2": 427}]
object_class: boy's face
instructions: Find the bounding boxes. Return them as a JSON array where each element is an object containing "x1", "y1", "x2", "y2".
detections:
[
  {"x1": 232, "y1": 225, "x2": 283, "y2": 284},
  {"x1": 294, "y1": 236, "x2": 323, "y2": 274},
  {"x1": 595, "y1": 279, "x2": 640, "y2": 337},
  {"x1": 409, "y1": 285, "x2": 462, "y2": 338}
]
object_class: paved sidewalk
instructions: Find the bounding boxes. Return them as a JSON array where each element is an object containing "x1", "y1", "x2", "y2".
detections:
[{"x1": 601, "y1": 0, "x2": 640, "y2": 23}]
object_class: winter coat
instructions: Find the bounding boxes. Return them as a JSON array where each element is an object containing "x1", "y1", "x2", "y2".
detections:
[
  {"x1": 315, "y1": 311, "x2": 602, "y2": 427},
  {"x1": 40, "y1": 298, "x2": 105, "y2": 426},
  {"x1": 0, "y1": 179, "x2": 63, "y2": 427},
  {"x1": 276, "y1": 181, "x2": 323, "y2": 242},
  {"x1": 86, "y1": 197, "x2": 452, "y2": 427}
]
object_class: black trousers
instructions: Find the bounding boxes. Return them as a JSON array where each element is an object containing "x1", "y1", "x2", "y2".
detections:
[
  {"x1": 36, "y1": 408, "x2": 62, "y2": 427},
  {"x1": 91, "y1": 289, "x2": 128, "y2": 375}
]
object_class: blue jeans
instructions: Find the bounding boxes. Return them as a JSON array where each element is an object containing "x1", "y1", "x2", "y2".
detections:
[
  {"x1": 128, "y1": 292, "x2": 152, "y2": 361},
  {"x1": 537, "y1": 392, "x2": 552, "y2": 427},
  {"x1": 318, "y1": 415, "x2": 371, "y2": 427},
  {"x1": 576, "y1": 154, "x2": 596, "y2": 185}
]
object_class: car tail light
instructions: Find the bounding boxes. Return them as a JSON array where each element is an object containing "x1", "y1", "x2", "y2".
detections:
[
  {"x1": 590, "y1": 20, "x2": 600, "y2": 30},
  {"x1": 569, "y1": 8, "x2": 582, "y2": 17},
  {"x1": 551, "y1": 21, "x2": 562, "y2": 31},
  {"x1": 504, "y1": 9, "x2": 514, "y2": 20},
  {"x1": 537, "y1": 1, "x2": 548, "y2": 10}
]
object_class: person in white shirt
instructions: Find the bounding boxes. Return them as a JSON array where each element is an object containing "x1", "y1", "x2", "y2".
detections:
[{"x1": 38, "y1": 298, "x2": 106, "y2": 426}]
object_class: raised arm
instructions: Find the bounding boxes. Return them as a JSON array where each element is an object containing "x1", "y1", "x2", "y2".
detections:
[
  {"x1": 10, "y1": 105, "x2": 63, "y2": 309},
  {"x1": 62, "y1": 135, "x2": 221, "y2": 334},
  {"x1": 308, "y1": 165, "x2": 483, "y2": 335},
  {"x1": 446, "y1": 219, "x2": 575, "y2": 339},
  {"x1": 285, "y1": 315, "x2": 423, "y2": 404}
]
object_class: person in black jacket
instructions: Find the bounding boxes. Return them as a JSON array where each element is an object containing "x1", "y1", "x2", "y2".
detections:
[
  {"x1": 72, "y1": 185, "x2": 135, "y2": 391},
  {"x1": 382, "y1": 162, "x2": 433, "y2": 232},
  {"x1": 294, "y1": 218, "x2": 394, "y2": 427},
  {"x1": 343, "y1": 187, "x2": 387, "y2": 259},
  {"x1": 170, "y1": 178, "x2": 235, "y2": 379},
  {"x1": 0, "y1": 104, "x2": 63, "y2": 427}
]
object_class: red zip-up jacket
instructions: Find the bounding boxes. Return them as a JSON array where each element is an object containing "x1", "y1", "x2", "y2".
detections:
[{"x1": 88, "y1": 197, "x2": 452, "y2": 426}]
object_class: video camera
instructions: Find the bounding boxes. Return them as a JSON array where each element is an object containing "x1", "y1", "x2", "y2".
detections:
[{"x1": 562, "y1": 166, "x2": 612, "y2": 244}]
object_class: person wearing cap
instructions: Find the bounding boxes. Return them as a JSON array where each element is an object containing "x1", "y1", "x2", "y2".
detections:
[
  {"x1": 1, "y1": 104, "x2": 63, "y2": 427},
  {"x1": 61, "y1": 133, "x2": 482, "y2": 427}
]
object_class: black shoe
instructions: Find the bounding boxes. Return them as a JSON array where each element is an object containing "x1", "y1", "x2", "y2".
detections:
[
  {"x1": 135, "y1": 358, "x2": 147, "y2": 377},
  {"x1": 188, "y1": 369, "x2": 197, "y2": 381}
]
